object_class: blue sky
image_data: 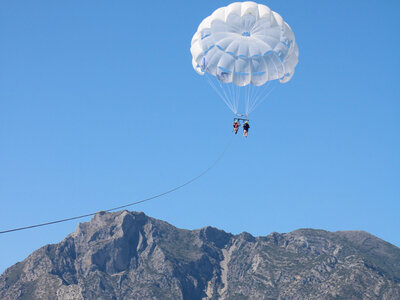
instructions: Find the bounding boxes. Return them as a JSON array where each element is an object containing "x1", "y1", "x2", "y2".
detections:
[{"x1": 1, "y1": 0, "x2": 399, "y2": 273}]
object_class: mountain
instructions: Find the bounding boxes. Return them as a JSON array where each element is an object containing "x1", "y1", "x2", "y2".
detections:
[{"x1": 1, "y1": 210, "x2": 400, "y2": 299}]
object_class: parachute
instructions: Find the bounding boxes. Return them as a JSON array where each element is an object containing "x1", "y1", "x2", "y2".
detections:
[{"x1": 191, "y1": 1, "x2": 299, "y2": 116}]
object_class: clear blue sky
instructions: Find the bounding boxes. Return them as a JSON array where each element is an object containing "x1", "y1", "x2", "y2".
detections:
[{"x1": 1, "y1": 0, "x2": 399, "y2": 273}]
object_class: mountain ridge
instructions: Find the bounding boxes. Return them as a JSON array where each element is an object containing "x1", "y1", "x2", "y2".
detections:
[{"x1": 1, "y1": 210, "x2": 399, "y2": 299}]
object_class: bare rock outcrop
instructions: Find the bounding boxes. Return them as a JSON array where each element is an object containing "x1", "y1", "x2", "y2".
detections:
[{"x1": 1, "y1": 211, "x2": 399, "y2": 299}]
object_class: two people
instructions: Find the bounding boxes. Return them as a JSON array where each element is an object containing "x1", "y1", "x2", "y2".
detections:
[{"x1": 233, "y1": 120, "x2": 250, "y2": 137}]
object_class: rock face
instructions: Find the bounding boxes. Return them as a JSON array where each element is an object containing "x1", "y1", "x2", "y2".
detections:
[{"x1": 1, "y1": 211, "x2": 400, "y2": 300}]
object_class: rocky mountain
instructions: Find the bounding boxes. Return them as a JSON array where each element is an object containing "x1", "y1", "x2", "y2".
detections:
[{"x1": 1, "y1": 210, "x2": 400, "y2": 299}]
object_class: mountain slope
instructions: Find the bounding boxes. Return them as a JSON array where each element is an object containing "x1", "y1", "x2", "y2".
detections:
[{"x1": 1, "y1": 211, "x2": 399, "y2": 299}]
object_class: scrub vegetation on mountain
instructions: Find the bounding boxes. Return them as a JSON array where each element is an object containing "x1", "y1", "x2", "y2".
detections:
[{"x1": 1, "y1": 211, "x2": 400, "y2": 299}]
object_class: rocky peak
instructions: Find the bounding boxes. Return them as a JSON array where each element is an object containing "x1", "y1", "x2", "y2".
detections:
[{"x1": 1, "y1": 210, "x2": 400, "y2": 299}]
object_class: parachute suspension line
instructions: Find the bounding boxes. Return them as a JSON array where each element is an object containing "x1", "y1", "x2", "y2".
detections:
[
  {"x1": 225, "y1": 80, "x2": 236, "y2": 113},
  {"x1": 244, "y1": 83, "x2": 265, "y2": 116},
  {"x1": 217, "y1": 77, "x2": 238, "y2": 114},
  {"x1": 234, "y1": 84, "x2": 241, "y2": 112},
  {"x1": 191, "y1": 2, "x2": 299, "y2": 116},
  {"x1": 247, "y1": 56, "x2": 282, "y2": 115},
  {"x1": 247, "y1": 82, "x2": 267, "y2": 115},
  {"x1": 205, "y1": 74, "x2": 232, "y2": 112},
  {"x1": 0, "y1": 138, "x2": 233, "y2": 234},
  {"x1": 247, "y1": 80, "x2": 272, "y2": 114},
  {"x1": 248, "y1": 82, "x2": 278, "y2": 114},
  {"x1": 208, "y1": 73, "x2": 237, "y2": 114},
  {"x1": 206, "y1": 74, "x2": 235, "y2": 113},
  {"x1": 244, "y1": 83, "x2": 250, "y2": 116},
  {"x1": 229, "y1": 83, "x2": 234, "y2": 113},
  {"x1": 228, "y1": 83, "x2": 233, "y2": 111},
  {"x1": 205, "y1": 66, "x2": 281, "y2": 116},
  {"x1": 233, "y1": 83, "x2": 240, "y2": 114},
  {"x1": 248, "y1": 83, "x2": 259, "y2": 115}
]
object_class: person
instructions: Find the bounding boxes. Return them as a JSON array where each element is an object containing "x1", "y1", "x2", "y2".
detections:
[
  {"x1": 243, "y1": 121, "x2": 250, "y2": 137},
  {"x1": 233, "y1": 120, "x2": 240, "y2": 134}
]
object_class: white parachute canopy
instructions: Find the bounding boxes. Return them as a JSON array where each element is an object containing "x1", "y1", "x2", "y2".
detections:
[{"x1": 191, "y1": 1, "x2": 299, "y2": 115}]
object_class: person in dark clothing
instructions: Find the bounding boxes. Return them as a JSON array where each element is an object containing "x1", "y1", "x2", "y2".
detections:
[
  {"x1": 233, "y1": 120, "x2": 240, "y2": 134},
  {"x1": 243, "y1": 121, "x2": 250, "y2": 137}
]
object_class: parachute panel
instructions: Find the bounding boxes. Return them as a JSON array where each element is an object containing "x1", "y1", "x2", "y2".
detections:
[{"x1": 191, "y1": 1, "x2": 299, "y2": 115}]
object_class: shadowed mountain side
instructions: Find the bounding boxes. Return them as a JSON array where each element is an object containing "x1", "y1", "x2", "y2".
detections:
[{"x1": 1, "y1": 211, "x2": 399, "y2": 299}]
